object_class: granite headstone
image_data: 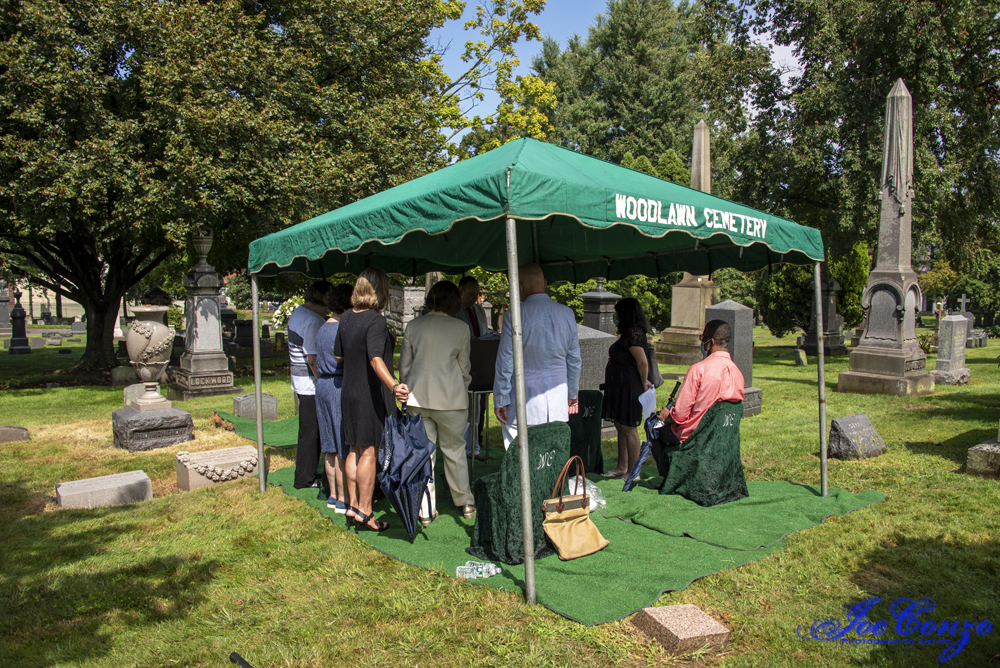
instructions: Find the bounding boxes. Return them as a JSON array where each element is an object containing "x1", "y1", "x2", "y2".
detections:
[
  {"x1": 0, "y1": 425, "x2": 30, "y2": 443},
  {"x1": 931, "y1": 315, "x2": 971, "y2": 385},
  {"x1": 175, "y1": 447, "x2": 259, "y2": 491},
  {"x1": 828, "y1": 414, "x2": 886, "y2": 459},
  {"x1": 111, "y1": 406, "x2": 194, "y2": 451},
  {"x1": 232, "y1": 392, "x2": 277, "y2": 421},
  {"x1": 56, "y1": 470, "x2": 153, "y2": 509},
  {"x1": 705, "y1": 300, "x2": 762, "y2": 417}
]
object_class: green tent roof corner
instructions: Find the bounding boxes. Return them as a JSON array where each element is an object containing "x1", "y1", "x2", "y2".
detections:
[{"x1": 248, "y1": 138, "x2": 824, "y2": 281}]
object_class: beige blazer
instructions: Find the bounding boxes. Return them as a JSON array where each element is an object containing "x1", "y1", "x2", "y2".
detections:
[{"x1": 400, "y1": 311, "x2": 472, "y2": 411}]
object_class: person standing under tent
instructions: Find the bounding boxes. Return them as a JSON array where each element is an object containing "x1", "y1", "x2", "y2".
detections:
[
  {"x1": 493, "y1": 263, "x2": 582, "y2": 449},
  {"x1": 288, "y1": 281, "x2": 332, "y2": 489},
  {"x1": 400, "y1": 280, "x2": 476, "y2": 525},
  {"x1": 334, "y1": 267, "x2": 408, "y2": 532},
  {"x1": 600, "y1": 298, "x2": 654, "y2": 478},
  {"x1": 314, "y1": 283, "x2": 355, "y2": 513},
  {"x1": 455, "y1": 275, "x2": 489, "y2": 461}
]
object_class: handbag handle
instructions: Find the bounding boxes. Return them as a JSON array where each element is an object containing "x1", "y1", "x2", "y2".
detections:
[{"x1": 550, "y1": 455, "x2": 586, "y2": 502}]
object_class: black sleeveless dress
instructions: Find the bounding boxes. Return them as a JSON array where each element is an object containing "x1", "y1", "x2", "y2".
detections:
[
  {"x1": 601, "y1": 326, "x2": 648, "y2": 426},
  {"x1": 334, "y1": 309, "x2": 396, "y2": 447}
]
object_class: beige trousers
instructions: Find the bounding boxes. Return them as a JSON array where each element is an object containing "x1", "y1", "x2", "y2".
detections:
[{"x1": 410, "y1": 406, "x2": 475, "y2": 516}]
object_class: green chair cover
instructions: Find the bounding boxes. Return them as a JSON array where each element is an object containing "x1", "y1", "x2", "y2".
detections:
[
  {"x1": 467, "y1": 421, "x2": 572, "y2": 565},
  {"x1": 659, "y1": 400, "x2": 749, "y2": 507},
  {"x1": 568, "y1": 389, "x2": 604, "y2": 475}
]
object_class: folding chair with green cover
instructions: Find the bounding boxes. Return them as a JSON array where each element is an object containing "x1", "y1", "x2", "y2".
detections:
[
  {"x1": 467, "y1": 421, "x2": 572, "y2": 565},
  {"x1": 658, "y1": 400, "x2": 749, "y2": 507},
  {"x1": 568, "y1": 390, "x2": 604, "y2": 475}
]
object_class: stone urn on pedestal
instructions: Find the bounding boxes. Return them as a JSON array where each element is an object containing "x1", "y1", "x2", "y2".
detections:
[{"x1": 126, "y1": 305, "x2": 174, "y2": 411}]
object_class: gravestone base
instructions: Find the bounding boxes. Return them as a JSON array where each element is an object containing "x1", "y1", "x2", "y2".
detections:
[
  {"x1": 112, "y1": 406, "x2": 194, "y2": 452},
  {"x1": 799, "y1": 335, "x2": 849, "y2": 357},
  {"x1": 838, "y1": 370, "x2": 934, "y2": 397},
  {"x1": 170, "y1": 367, "x2": 242, "y2": 401},
  {"x1": 631, "y1": 604, "x2": 729, "y2": 654},
  {"x1": 828, "y1": 414, "x2": 886, "y2": 459},
  {"x1": 655, "y1": 328, "x2": 702, "y2": 365},
  {"x1": 931, "y1": 368, "x2": 971, "y2": 386},
  {"x1": 175, "y1": 446, "x2": 259, "y2": 491},
  {"x1": 56, "y1": 470, "x2": 152, "y2": 509},
  {"x1": 967, "y1": 439, "x2": 1000, "y2": 479},
  {"x1": 742, "y1": 387, "x2": 762, "y2": 418}
]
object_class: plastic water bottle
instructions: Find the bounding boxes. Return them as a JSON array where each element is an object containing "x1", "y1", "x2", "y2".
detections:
[
  {"x1": 456, "y1": 565, "x2": 477, "y2": 578},
  {"x1": 457, "y1": 561, "x2": 500, "y2": 578}
]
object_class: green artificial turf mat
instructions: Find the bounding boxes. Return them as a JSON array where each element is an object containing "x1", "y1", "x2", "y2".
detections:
[
  {"x1": 268, "y1": 460, "x2": 884, "y2": 625},
  {"x1": 216, "y1": 411, "x2": 299, "y2": 449},
  {"x1": 597, "y1": 476, "x2": 887, "y2": 550}
]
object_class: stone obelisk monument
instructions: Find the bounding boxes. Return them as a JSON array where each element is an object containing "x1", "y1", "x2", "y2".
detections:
[
  {"x1": 838, "y1": 79, "x2": 933, "y2": 396},
  {"x1": 170, "y1": 231, "x2": 242, "y2": 399},
  {"x1": 655, "y1": 120, "x2": 720, "y2": 364}
]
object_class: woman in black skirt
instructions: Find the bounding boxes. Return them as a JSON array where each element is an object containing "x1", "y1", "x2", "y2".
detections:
[
  {"x1": 600, "y1": 298, "x2": 652, "y2": 478},
  {"x1": 334, "y1": 267, "x2": 409, "y2": 531}
]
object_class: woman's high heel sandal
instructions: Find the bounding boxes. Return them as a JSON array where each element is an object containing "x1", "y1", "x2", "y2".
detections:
[
  {"x1": 353, "y1": 510, "x2": 389, "y2": 533},
  {"x1": 345, "y1": 506, "x2": 362, "y2": 529}
]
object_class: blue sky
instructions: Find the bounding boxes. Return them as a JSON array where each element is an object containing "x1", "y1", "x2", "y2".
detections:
[{"x1": 428, "y1": 1, "x2": 800, "y2": 129}]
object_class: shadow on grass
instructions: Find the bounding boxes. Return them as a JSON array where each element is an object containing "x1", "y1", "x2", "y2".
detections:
[
  {"x1": 0, "y1": 498, "x2": 216, "y2": 666},
  {"x1": 834, "y1": 534, "x2": 1000, "y2": 666},
  {"x1": 904, "y1": 428, "x2": 995, "y2": 467}
]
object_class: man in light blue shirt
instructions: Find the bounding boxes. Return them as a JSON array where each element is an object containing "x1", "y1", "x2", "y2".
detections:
[{"x1": 493, "y1": 263, "x2": 582, "y2": 449}]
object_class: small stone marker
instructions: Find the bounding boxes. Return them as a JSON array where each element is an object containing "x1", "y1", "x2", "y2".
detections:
[
  {"x1": 175, "y1": 446, "x2": 259, "y2": 491},
  {"x1": 829, "y1": 414, "x2": 886, "y2": 459},
  {"x1": 56, "y1": 470, "x2": 152, "y2": 509},
  {"x1": 111, "y1": 366, "x2": 137, "y2": 386},
  {"x1": 932, "y1": 315, "x2": 971, "y2": 385},
  {"x1": 967, "y1": 439, "x2": 1000, "y2": 479},
  {"x1": 112, "y1": 406, "x2": 194, "y2": 451},
  {"x1": 794, "y1": 349, "x2": 808, "y2": 366},
  {"x1": 29, "y1": 338, "x2": 45, "y2": 349},
  {"x1": 233, "y1": 392, "x2": 277, "y2": 420},
  {"x1": 71, "y1": 321, "x2": 86, "y2": 334},
  {"x1": 66, "y1": 337, "x2": 81, "y2": 342},
  {"x1": 631, "y1": 605, "x2": 729, "y2": 654},
  {"x1": 58, "y1": 348, "x2": 72, "y2": 354},
  {"x1": 0, "y1": 426, "x2": 31, "y2": 443},
  {"x1": 259, "y1": 339, "x2": 275, "y2": 358},
  {"x1": 124, "y1": 383, "x2": 159, "y2": 407}
]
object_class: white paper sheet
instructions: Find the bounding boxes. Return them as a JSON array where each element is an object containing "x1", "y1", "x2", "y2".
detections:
[{"x1": 638, "y1": 388, "x2": 657, "y2": 418}]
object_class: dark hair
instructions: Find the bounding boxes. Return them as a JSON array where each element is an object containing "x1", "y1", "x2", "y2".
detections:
[
  {"x1": 615, "y1": 297, "x2": 648, "y2": 334},
  {"x1": 304, "y1": 280, "x2": 332, "y2": 306},
  {"x1": 702, "y1": 320, "x2": 731, "y2": 348},
  {"x1": 458, "y1": 275, "x2": 479, "y2": 290},
  {"x1": 327, "y1": 283, "x2": 353, "y2": 315},
  {"x1": 425, "y1": 280, "x2": 462, "y2": 314}
]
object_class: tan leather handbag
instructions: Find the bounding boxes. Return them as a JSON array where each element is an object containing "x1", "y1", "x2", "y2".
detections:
[{"x1": 542, "y1": 456, "x2": 610, "y2": 560}]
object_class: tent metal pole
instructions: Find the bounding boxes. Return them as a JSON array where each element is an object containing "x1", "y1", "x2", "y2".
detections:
[
  {"x1": 814, "y1": 261, "x2": 828, "y2": 497},
  {"x1": 251, "y1": 273, "x2": 267, "y2": 494},
  {"x1": 506, "y1": 216, "x2": 536, "y2": 605}
]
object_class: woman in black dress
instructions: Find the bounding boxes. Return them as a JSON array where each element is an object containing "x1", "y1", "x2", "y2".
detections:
[
  {"x1": 334, "y1": 267, "x2": 409, "y2": 531},
  {"x1": 600, "y1": 298, "x2": 652, "y2": 478}
]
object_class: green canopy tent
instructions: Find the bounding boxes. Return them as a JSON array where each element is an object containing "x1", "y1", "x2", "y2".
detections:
[{"x1": 246, "y1": 138, "x2": 830, "y2": 604}]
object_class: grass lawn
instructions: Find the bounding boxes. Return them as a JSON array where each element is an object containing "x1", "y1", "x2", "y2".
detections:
[{"x1": 0, "y1": 328, "x2": 998, "y2": 667}]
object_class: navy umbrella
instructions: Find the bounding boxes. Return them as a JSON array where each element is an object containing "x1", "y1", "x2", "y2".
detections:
[{"x1": 378, "y1": 409, "x2": 436, "y2": 539}]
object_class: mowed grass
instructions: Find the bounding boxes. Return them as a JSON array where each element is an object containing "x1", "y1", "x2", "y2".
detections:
[{"x1": 0, "y1": 328, "x2": 998, "y2": 667}]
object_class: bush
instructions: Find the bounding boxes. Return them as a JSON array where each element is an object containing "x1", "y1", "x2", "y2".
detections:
[
  {"x1": 917, "y1": 333, "x2": 934, "y2": 354},
  {"x1": 270, "y1": 295, "x2": 303, "y2": 330},
  {"x1": 166, "y1": 304, "x2": 184, "y2": 329}
]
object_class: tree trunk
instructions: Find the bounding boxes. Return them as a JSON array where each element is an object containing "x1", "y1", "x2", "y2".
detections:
[{"x1": 75, "y1": 293, "x2": 125, "y2": 371}]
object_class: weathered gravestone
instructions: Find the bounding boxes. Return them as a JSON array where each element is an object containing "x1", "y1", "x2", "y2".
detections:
[
  {"x1": 71, "y1": 320, "x2": 86, "y2": 334},
  {"x1": 124, "y1": 383, "x2": 159, "y2": 407},
  {"x1": 58, "y1": 348, "x2": 72, "y2": 354},
  {"x1": 175, "y1": 447, "x2": 259, "y2": 491},
  {"x1": 66, "y1": 337, "x2": 81, "y2": 342},
  {"x1": 967, "y1": 435, "x2": 1000, "y2": 479},
  {"x1": 631, "y1": 605, "x2": 729, "y2": 655},
  {"x1": 576, "y1": 323, "x2": 618, "y2": 438},
  {"x1": 29, "y1": 338, "x2": 44, "y2": 349},
  {"x1": 579, "y1": 279, "x2": 619, "y2": 335},
  {"x1": 705, "y1": 300, "x2": 762, "y2": 417},
  {"x1": 232, "y1": 392, "x2": 277, "y2": 421},
  {"x1": 829, "y1": 414, "x2": 886, "y2": 459},
  {"x1": 111, "y1": 366, "x2": 137, "y2": 386},
  {"x1": 931, "y1": 315, "x2": 971, "y2": 385},
  {"x1": 112, "y1": 406, "x2": 194, "y2": 451},
  {"x1": 56, "y1": 470, "x2": 153, "y2": 509},
  {"x1": 0, "y1": 280, "x2": 11, "y2": 337},
  {"x1": 794, "y1": 349, "x2": 808, "y2": 366},
  {"x1": 798, "y1": 267, "x2": 848, "y2": 357},
  {"x1": 0, "y1": 426, "x2": 30, "y2": 443}
]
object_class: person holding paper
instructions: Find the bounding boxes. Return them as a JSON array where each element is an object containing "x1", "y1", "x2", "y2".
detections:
[{"x1": 600, "y1": 298, "x2": 654, "y2": 478}]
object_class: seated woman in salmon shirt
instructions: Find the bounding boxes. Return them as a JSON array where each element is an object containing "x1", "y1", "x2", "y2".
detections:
[{"x1": 656, "y1": 320, "x2": 744, "y2": 445}]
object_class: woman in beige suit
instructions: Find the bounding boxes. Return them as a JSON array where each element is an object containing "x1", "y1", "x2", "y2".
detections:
[{"x1": 400, "y1": 280, "x2": 475, "y2": 526}]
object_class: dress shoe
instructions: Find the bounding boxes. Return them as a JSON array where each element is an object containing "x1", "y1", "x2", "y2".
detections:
[
  {"x1": 461, "y1": 504, "x2": 477, "y2": 519},
  {"x1": 419, "y1": 511, "x2": 439, "y2": 527},
  {"x1": 474, "y1": 453, "x2": 487, "y2": 462}
]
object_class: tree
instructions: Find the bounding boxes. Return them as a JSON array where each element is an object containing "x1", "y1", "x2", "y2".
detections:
[
  {"x1": 1, "y1": 0, "x2": 533, "y2": 370},
  {"x1": 718, "y1": 0, "x2": 1000, "y2": 270}
]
